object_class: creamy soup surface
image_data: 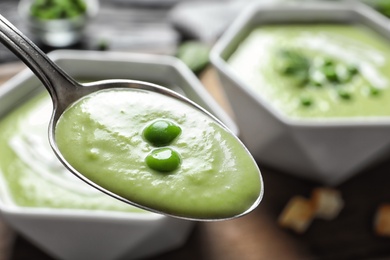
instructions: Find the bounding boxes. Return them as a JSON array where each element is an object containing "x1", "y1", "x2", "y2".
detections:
[
  {"x1": 228, "y1": 24, "x2": 390, "y2": 118},
  {"x1": 55, "y1": 88, "x2": 261, "y2": 219},
  {"x1": 0, "y1": 92, "x2": 145, "y2": 212}
]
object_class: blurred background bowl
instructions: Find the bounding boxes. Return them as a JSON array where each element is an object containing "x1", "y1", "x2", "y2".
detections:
[
  {"x1": 210, "y1": 1, "x2": 390, "y2": 185},
  {"x1": 18, "y1": 0, "x2": 99, "y2": 47},
  {"x1": 0, "y1": 50, "x2": 237, "y2": 260}
]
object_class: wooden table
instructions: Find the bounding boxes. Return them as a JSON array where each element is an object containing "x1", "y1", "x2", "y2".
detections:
[{"x1": 2, "y1": 61, "x2": 390, "y2": 260}]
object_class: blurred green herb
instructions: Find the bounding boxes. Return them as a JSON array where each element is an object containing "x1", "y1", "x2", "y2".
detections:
[
  {"x1": 30, "y1": 0, "x2": 87, "y2": 20},
  {"x1": 97, "y1": 39, "x2": 109, "y2": 51},
  {"x1": 276, "y1": 49, "x2": 310, "y2": 75},
  {"x1": 364, "y1": 0, "x2": 390, "y2": 17},
  {"x1": 176, "y1": 41, "x2": 210, "y2": 74},
  {"x1": 337, "y1": 88, "x2": 352, "y2": 100},
  {"x1": 368, "y1": 85, "x2": 381, "y2": 96},
  {"x1": 274, "y1": 48, "x2": 364, "y2": 106},
  {"x1": 299, "y1": 94, "x2": 313, "y2": 107}
]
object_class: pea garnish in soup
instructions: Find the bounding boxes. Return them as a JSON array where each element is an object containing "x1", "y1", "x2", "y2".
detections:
[
  {"x1": 228, "y1": 24, "x2": 390, "y2": 118},
  {"x1": 55, "y1": 88, "x2": 262, "y2": 219}
]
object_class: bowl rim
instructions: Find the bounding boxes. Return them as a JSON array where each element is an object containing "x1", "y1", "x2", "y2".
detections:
[
  {"x1": 210, "y1": 1, "x2": 390, "y2": 128},
  {"x1": 46, "y1": 50, "x2": 239, "y2": 135},
  {"x1": 0, "y1": 164, "x2": 161, "y2": 220}
]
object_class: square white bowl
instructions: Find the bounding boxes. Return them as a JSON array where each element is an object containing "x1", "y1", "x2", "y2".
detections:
[
  {"x1": 211, "y1": 1, "x2": 390, "y2": 185},
  {"x1": 0, "y1": 50, "x2": 238, "y2": 260}
]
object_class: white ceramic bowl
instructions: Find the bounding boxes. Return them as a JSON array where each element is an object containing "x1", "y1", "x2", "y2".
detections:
[
  {"x1": 211, "y1": 1, "x2": 390, "y2": 185},
  {"x1": 18, "y1": 0, "x2": 99, "y2": 47},
  {"x1": 0, "y1": 50, "x2": 237, "y2": 260}
]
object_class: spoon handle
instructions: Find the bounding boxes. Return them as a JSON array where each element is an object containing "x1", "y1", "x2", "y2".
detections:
[{"x1": 0, "y1": 14, "x2": 79, "y2": 105}]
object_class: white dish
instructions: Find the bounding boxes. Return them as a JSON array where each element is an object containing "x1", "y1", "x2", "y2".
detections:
[
  {"x1": 211, "y1": 1, "x2": 390, "y2": 185},
  {"x1": 0, "y1": 50, "x2": 237, "y2": 260},
  {"x1": 18, "y1": 0, "x2": 99, "y2": 47}
]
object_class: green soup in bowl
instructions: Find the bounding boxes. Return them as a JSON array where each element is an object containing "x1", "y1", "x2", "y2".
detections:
[
  {"x1": 228, "y1": 24, "x2": 390, "y2": 119},
  {"x1": 0, "y1": 91, "x2": 146, "y2": 213},
  {"x1": 210, "y1": 3, "x2": 390, "y2": 185}
]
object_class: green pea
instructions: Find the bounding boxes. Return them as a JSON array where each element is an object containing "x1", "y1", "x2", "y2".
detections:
[
  {"x1": 322, "y1": 58, "x2": 335, "y2": 67},
  {"x1": 347, "y1": 64, "x2": 359, "y2": 75},
  {"x1": 322, "y1": 66, "x2": 339, "y2": 83},
  {"x1": 337, "y1": 88, "x2": 352, "y2": 100},
  {"x1": 299, "y1": 95, "x2": 313, "y2": 107},
  {"x1": 369, "y1": 85, "x2": 381, "y2": 96},
  {"x1": 143, "y1": 119, "x2": 181, "y2": 146},
  {"x1": 145, "y1": 148, "x2": 181, "y2": 172}
]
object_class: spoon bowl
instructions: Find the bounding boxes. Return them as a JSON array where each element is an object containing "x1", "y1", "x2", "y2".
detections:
[{"x1": 0, "y1": 14, "x2": 263, "y2": 221}]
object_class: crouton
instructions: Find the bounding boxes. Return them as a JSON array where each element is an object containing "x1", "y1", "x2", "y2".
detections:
[
  {"x1": 374, "y1": 204, "x2": 390, "y2": 237},
  {"x1": 278, "y1": 196, "x2": 316, "y2": 233},
  {"x1": 311, "y1": 187, "x2": 344, "y2": 220}
]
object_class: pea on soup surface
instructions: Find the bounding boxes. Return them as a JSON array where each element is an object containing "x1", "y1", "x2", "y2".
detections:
[
  {"x1": 0, "y1": 92, "x2": 145, "y2": 213},
  {"x1": 227, "y1": 24, "x2": 390, "y2": 118},
  {"x1": 55, "y1": 88, "x2": 261, "y2": 219}
]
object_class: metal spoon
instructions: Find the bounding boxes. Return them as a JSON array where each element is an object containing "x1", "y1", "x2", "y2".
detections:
[{"x1": 0, "y1": 14, "x2": 263, "y2": 221}]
